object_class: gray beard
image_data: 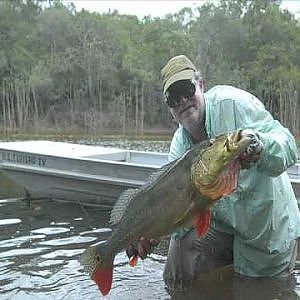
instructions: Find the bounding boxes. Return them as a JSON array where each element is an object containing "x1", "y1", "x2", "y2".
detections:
[{"x1": 183, "y1": 99, "x2": 207, "y2": 144}]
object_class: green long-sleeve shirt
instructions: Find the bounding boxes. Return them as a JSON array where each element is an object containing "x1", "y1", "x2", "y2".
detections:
[{"x1": 169, "y1": 85, "x2": 300, "y2": 277}]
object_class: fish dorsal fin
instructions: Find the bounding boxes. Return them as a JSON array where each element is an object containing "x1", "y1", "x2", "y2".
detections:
[
  {"x1": 109, "y1": 161, "x2": 176, "y2": 226},
  {"x1": 145, "y1": 161, "x2": 176, "y2": 184},
  {"x1": 109, "y1": 188, "x2": 139, "y2": 226}
]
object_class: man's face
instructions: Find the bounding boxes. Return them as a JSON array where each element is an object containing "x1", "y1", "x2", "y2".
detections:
[{"x1": 165, "y1": 79, "x2": 204, "y2": 126}]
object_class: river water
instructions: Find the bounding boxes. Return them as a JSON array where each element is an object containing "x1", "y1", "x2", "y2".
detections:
[
  {"x1": 0, "y1": 141, "x2": 300, "y2": 299},
  {"x1": 0, "y1": 172, "x2": 168, "y2": 300}
]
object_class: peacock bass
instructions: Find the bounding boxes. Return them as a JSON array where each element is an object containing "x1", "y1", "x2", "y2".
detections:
[{"x1": 80, "y1": 130, "x2": 251, "y2": 296}]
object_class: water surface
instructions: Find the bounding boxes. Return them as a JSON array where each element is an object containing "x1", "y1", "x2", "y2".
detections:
[{"x1": 0, "y1": 186, "x2": 167, "y2": 300}]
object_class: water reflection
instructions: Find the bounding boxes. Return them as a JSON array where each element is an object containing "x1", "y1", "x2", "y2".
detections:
[
  {"x1": 0, "y1": 194, "x2": 169, "y2": 300},
  {"x1": 0, "y1": 170, "x2": 24, "y2": 199},
  {"x1": 168, "y1": 270, "x2": 300, "y2": 300},
  {"x1": 0, "y1": 172, "x2": 300, "y2": 299}
]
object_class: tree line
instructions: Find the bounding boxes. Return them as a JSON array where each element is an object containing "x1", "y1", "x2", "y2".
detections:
[{"x1": 0, "y1": 0, "x2": 299, "y2": 137}]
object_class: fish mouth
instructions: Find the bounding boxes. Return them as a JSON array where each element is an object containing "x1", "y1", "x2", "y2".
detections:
[
  {"x1": 191, "y1": 131, "x2": 251, "y2": 200},
  {"x1": 234, "y1": 130, "x2": 245, "y2": 144},
  {"x1": 226, "y1": 130, "x2": 251, "y2": 155}
]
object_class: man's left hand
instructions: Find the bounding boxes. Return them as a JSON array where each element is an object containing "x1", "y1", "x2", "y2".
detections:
[
  {"x1": 126, "y1": 238, "x2": 160, "y2": 260},
  {"x1": 239, "y1": 129, "x2": 264, "y2": 169}
]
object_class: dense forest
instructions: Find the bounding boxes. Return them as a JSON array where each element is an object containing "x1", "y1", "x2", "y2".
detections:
[{"x1": 0, "y1": 0, "x2": 299, "y2": 137}]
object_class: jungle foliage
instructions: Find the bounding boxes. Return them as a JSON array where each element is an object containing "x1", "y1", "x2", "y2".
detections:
[{"x1": 0, "y1": 0, "x2": 299, "y2": 136}]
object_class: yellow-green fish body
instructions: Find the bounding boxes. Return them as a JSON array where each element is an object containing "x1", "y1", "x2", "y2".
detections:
[{"x1": 80, "y1": 130, "x2": 251, "y2": 295}]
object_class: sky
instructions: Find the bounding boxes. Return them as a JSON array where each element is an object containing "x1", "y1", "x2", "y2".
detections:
[{"x1": 69, "y1": 0, "x2": 300, "y2": 19}]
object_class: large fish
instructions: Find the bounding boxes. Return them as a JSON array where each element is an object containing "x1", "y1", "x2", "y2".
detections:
[{"x1": 80, "y1": 130, "x2": 251, "y2": 296}]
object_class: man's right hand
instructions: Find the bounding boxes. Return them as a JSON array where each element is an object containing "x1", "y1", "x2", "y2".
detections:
[{"x1": 126, "y1": 238, "x2": 160, "y2": 262}]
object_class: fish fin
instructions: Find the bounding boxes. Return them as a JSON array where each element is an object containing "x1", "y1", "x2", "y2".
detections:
[
  {"x1": 110, "y1": 188, "x2": 139, "y2": 226},
  {"x1": 93, "y1": 265, "x2": 113, "y2": 296},
  {"x1": 146, "y1": 160, "x2": 176, "y2": 184},
  {"x1": 129, "y1": 254, "x2": 138, "y2": 267},
  {"x1": 194, "y1": 209, "x2": 211, "y2": 236}
]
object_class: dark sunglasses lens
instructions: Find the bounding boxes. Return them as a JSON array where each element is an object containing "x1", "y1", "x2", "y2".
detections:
[
  {"x1": 166, "y1": 94, "x2": 180, "y2": 107},
  {"x1": 165, "y1": 81, "x2": 195, "y2": 107},
  {"x1": 183, "y1": 82, "x2": 195, "y2": 98}
]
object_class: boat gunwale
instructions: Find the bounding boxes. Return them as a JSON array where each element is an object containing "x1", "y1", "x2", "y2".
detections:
[{"x1": 0, "y1": 147, "x2": 168, "y2": 169}]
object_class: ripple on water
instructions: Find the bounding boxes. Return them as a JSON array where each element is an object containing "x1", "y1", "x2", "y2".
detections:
[
  {"x1": 80, "y1": 227, "x2": 112, "y2": 236},
  {"x1": 38, "y1": 235, "x2": 97, "y2": 246},
  {"x1": 41, "y1": 249, "x2": 84, "y2": 259},
  {"x1": 0, "y1": 218, "x2": 21, "y2": 226},
  {"x1": 0, "y1": 198, "x2": 24, "y2": 204},
  {"x1": 111, "y1": 252, "x2": 166, "y2": 298},
  {"x1": 50, "y1": 221, "x2": 70, "y2": 226},
  {"x1": 31, "y1": 227, "x2": 70, "y2": 235},
  {"x1": 79, "y1": 227, "x2": 112, "y2": 241},
  {"x1": 0, "y1": 234, "x2": 46, "y2": 248},
  {"x1": 0, "y1": 247, "x2": 50, "y2": 258},
  {"x1": 0, "y1": 260, "x2": 14, "y2": 268},
  {"x1": 37, "y1": 259, "x2": 65, "y2": 267}
]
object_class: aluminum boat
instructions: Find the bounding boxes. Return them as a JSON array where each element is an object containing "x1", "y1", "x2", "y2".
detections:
[{"x1": 0, "y1": 141, "x2": 168, "y2": 208}]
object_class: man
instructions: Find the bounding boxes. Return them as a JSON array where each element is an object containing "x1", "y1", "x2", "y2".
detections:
[{"x1": 130, "y1": 55, "x2": 300, "y2": 291}]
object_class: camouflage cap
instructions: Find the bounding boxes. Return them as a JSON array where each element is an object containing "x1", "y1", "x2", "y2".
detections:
[{"x1": 161, "y1": 55, "x2": 196, "y2": 94}]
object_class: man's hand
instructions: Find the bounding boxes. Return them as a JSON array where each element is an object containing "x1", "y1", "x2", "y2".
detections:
[
  {"x1": 239, "y1": 129, "x2": 264, "y2": 169},
  {"x1": 126, "y1": 238, "x2": 160, "y2": 263}
]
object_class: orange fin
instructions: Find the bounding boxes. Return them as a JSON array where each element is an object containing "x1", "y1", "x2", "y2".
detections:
[
  {"x1": 129, "y1": 254, "x2": 138, "y2": 267},
  {"x1": 195, "y1": 209, "x2": 211, "y2": 236}
]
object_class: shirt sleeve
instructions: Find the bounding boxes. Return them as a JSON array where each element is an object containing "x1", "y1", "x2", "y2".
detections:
[
  {"x1": 168, "y1": 126, "x2": 192, "y2": 162},
  {"x1": 211, "y1": 93, "x2": 297, "y2": 177}
]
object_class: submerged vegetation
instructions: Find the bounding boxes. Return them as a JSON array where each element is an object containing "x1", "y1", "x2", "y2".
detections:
[{"x1": 0, "y1": 0, "x2": 299, "y2": 137}]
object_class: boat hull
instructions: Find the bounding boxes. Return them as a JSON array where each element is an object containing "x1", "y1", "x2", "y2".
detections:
[{"x1": 0, "y1": 141, "x2": 168, "y2": 207}]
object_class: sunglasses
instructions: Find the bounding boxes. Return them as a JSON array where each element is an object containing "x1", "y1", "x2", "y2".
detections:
[{"x1": 164, "y1": 80, "x2": 196, "y2": 108}]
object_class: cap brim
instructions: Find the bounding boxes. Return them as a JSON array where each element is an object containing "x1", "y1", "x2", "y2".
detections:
[{"x1": 163, "y1": 69, "x2": 195, "y2": 94}]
